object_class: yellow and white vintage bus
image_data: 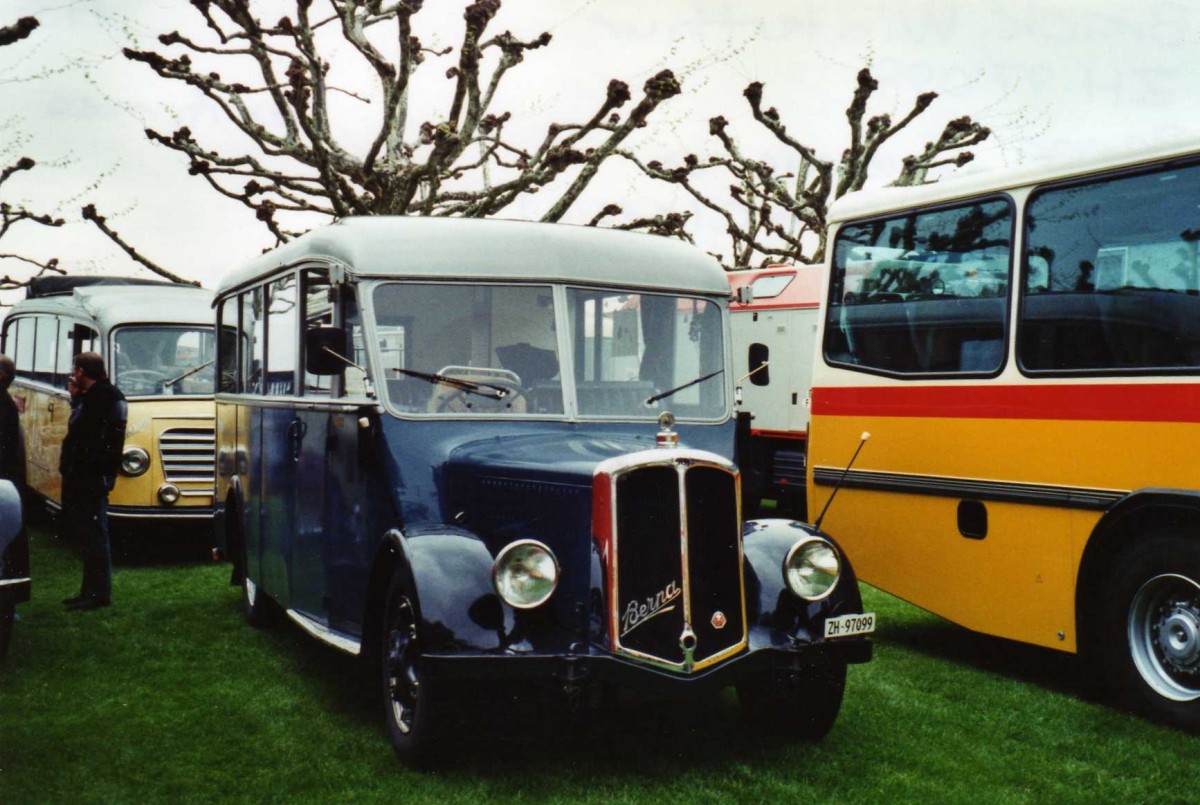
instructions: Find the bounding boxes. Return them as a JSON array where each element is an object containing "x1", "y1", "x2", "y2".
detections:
[
  {"x1": 809, "y1": 139, "x2": 1200, "y2": 729},
  {"x1": 1, "y1": 277, "x2": 222, "y2": 527}
]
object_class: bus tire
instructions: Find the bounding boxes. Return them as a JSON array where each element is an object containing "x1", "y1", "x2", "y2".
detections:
[
  {"x1": 1100, "y1": 531, "x2": 1200, "y2": 731},
  {"x1": 380, "y1": 568, "x2": 464, "y2": 764},
  {"x1": 736, "y1": 661, "x2": 847, "y2": 740}
]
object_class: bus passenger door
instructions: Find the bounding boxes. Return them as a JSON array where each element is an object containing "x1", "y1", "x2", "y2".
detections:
[
  {"x1": 257, "y1": 275, "x2": 300, "y2": 607},
  {"x1": 288, "y1": 269, "x2": 333, "y2": 621}
]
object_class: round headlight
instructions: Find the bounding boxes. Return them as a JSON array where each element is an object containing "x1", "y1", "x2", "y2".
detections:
[
  {"x1": 784, "y1": 537, "x2": 841, "y2": 600},
  {"x1": 121, "y1": 446, "x2": 150, "y2": 477},
  {"x1": 158, "y1": 483, "x2": 181, "y2": 505},
  {"x1": 493, "y1": 540, "x2": 559, "y2": 609}
]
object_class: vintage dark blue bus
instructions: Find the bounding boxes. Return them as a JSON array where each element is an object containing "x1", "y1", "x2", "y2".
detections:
[{"x1": 212, "y1": 217, "x2": 874, "y2": 761}]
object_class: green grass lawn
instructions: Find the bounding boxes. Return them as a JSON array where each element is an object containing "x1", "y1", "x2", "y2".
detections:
[{"x1": 2, "y1": 523, "x2": 1197, "y2": 804}]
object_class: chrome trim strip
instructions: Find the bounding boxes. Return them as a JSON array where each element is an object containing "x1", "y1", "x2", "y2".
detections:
[
  {"x1": 811, "y1": 467, "x2": 1126, "y2": 511},
  {"x1": 107, "y1": 508, "x2": 215, "y2": 520},
  {"x1": 0, "y1": 576, "x2": 31, "y2": 588},
  {"x1": 286, "y1": 609, "x2": 362, "y2": 656}
]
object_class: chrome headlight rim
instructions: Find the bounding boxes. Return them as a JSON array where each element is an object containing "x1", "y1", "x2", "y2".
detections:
[
  {"x1": 783, "y1": 536, "x2": 842, "y2": 601},
  {"x1": 120, "y1": 446, "x2": 150, "y2": 477},
  {"x1": 157, "y1": 482, "x2": 181, "y2": 505},
  {"x1": 492, "y1": 539, "x2": 560, "y2": 610}
]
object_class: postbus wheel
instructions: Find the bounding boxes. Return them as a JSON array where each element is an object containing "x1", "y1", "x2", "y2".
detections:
[
  {"x1": 1100, "y1": 531, "x2": 1200, "y2": 731},
  {"x1": 380, "y1": 568, "x2": 465, "y2": 764},
  {"x1": 736, "y1": 661, "x2": 847, "y2": 740},
  {"x1": 0, "y1": 589, "x2": 13, "y2": 661}
]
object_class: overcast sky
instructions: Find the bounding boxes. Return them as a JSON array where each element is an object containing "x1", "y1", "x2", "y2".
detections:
[{"x1": 4, "y1": 0, "x2": 1200, "y2": 290}]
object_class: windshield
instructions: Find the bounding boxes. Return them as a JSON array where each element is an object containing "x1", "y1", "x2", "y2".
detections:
[
  {"x1": 112, "y1": 326, "x2": 218, "y2": 397},
  {"x1": 370, "y1": 283, "x2": 726, "y2": 419}
]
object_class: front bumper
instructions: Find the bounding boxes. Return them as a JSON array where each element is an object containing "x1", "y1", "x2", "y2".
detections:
[
  {"x1": 106, "y1": 505, "x2": 216, "y2": 522},
  {"x1": 423, "y1": 638, "x2": 871, "y2": 696}
]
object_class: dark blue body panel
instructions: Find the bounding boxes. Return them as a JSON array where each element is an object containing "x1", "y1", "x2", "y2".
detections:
[{"x1": 241, "y1": 406, "x2": 872, "y2": 684}]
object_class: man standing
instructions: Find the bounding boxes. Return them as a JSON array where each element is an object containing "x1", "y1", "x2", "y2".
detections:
[{"x1": 61, "y1": 352, "x2": 126, "y2": 611}]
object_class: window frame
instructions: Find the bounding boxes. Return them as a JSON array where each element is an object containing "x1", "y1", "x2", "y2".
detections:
[
  {"x1": 822, "y1": 193, "x2": 1017, "y2": 381},
  {"x1": 1016, "y1": 155, "x2": 1200, "y2": 378}
]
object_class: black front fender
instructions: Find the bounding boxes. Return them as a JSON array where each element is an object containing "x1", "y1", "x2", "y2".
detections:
[
  {"x1": 389, "y1": 525, "x2": 510, "y2": 653},
  {"x1": 742, "y1": 518, "x2": 866, "y2": 641}
]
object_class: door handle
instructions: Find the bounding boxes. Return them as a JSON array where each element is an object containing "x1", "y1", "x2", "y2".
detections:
[{"x1": 287, "y1": 418, "x2": 307, "y2": 462}]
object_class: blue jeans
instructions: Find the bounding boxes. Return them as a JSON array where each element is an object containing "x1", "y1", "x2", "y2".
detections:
[{"x1": 63, "y1": 476, "x2": 111, "y2": 603}]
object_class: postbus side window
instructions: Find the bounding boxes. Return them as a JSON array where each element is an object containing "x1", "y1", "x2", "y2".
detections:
[
  {"x1": 217, "y1": 296, "x2": 239, "y2": 393},
  {"x1": 825, "y1": 198, "x2": 1013, "y2": 376},
  {"x1": 265, "y1": 274, "x2": 297, "y2": 396},
  {"x1": 31, "y1": 314, "x2": 58, "y2": 385},
  {"x1": 302, "y1": 269, "x2": 332, "y2": 396},
  {"x1": 1020, "y1": 162, "x2": 1200, "y2": 373},
  {"x1": 10, "y1": 317, "x2": 34, "y2": 377},
  {"x1": 342, "y1": 290, "x2": 369, "y2": 399},
  {"x1": 245, "y1": 288, "x2": 264, "y2": 395},
  {"x1": 55, "y1": 320, "x2": 92, "y2": 388}
]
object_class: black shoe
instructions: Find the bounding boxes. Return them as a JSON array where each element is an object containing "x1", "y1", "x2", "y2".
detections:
[
  {"x1": 62, "y1": 595, "x2": 85, "y2": 607},
  {"x1": 67, "y1": 598, "x2": 111, "y2": 611}
]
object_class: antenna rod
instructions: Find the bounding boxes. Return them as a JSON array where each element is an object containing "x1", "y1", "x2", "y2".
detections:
[{"x1": 813, "y1": 432, "x2": 870, "y2": 531}]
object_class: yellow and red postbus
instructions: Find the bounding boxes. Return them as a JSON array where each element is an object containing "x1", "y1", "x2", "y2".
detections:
[{"x1": 808, "y1": 139, "x2": 1200, "y2": 728}]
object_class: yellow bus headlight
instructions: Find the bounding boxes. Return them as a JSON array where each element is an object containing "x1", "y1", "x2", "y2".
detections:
[
  {"x1": 120, "y1": 447, "x2": 150, "y2": 477},
  {"x1": 784, "y1": 537, "x2": 841, "y2": 600}
]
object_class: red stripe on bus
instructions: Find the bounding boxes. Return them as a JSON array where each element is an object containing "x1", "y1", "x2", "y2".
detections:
[
  {"x1": 750, "y1": 428, "x2": 808, "y2": 440},
  {"x1": 812, "y1": 383, "x2": 1200, "y2": 423}
]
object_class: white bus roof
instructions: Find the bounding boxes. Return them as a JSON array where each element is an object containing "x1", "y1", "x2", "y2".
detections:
[
  {"x1": 9, "y1": 284, "x2": 214, "y2": 332},
  {"x1": 217, "y1": 216, "x2": 729, "y2": 296},
  {"x1": 829, "y1": 137, "x2": 1200, "y2": 225}
]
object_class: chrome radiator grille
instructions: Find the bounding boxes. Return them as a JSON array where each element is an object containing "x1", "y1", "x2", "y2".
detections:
[
  {"x1": 159, "y1": 426, "x2": 216, "y2": 484},
  {"x1": 602, "y1": 452, "x2": 747, "y2": 673}
]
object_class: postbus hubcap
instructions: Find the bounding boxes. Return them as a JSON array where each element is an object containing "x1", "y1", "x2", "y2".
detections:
[{"x1": 1128, "y1": 573, "x2": 1200, "y2": 702}]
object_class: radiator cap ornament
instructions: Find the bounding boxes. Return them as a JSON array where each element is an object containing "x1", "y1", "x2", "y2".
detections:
[{"x1": 656, "y1": 411, "x2": 678, "y2": 447}]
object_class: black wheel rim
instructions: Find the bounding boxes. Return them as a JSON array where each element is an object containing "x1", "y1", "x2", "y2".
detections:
[{"x1": 385, "y1": 596, "x2": 419, "y2": 735}]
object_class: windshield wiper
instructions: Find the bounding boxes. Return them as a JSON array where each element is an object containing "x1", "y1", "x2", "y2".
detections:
[
  {"x1": 163, "y1": 359, "x2": 215, "y2": 389},
  {"x1": 391, "y1": 367, "x2": 509, "y2": 400},
  {"x1": 645, "y1": 369, "x2": 724, "y2": 406}
]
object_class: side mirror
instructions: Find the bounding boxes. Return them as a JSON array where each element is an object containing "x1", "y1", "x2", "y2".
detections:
[
  {"x1": 736, "y1": 285, "x2": 754, "y2": 305},
  {"x1": 305, "y1": 326, "x2": 352, "y2": 376}
]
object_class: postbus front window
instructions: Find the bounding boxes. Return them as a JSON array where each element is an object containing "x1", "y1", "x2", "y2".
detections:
[
  {"x1": 371, "y1": 283, "x2": 726, "y2": 419},
  {"x1": 372, "y1": 283, "x2": 563, "y2": 415},
  {"x1": 566, "y1": 289, "x2": 725, "y2": 419},
  {"x1": 112, "y1": 326, "x2": 218, "y2": 396}
]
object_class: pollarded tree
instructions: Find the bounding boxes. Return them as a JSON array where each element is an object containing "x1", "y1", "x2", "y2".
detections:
[
  {"x1": 92, "y1": 0, "x2": 680, "y2": 262},
  {"x1": 613, "y1": 68, "x2": 991, "y2": 267},
  {"x1": 0, "y1": 16, "x2": 67, "y2": 293}
]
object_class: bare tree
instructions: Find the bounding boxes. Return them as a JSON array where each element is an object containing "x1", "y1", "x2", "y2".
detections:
[
  {"x1": 90, "y1": 0, "x2": 680, "y2": 259},
  {"x1": 0, "y1": 16, "x2": 67, "y2": 294},
  {"x1": 614, "y1": 68, "x2": 991, "y2": 267}
]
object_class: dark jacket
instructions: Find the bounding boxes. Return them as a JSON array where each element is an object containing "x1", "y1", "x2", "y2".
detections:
[
  {"x1": 59, "y1": 378, "x2": 127, "y2": 489},
  {"x1": 0, "y1": 388, "x2": 24, "y2": 487}
]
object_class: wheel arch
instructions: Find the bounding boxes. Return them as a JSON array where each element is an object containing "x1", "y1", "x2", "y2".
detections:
[
  {"x1": 1076, "y1": 489, "x2": 1200, "y2": 649},
  {"x1": 360, "y1": 526, "x2": 503, "y2": 664}
]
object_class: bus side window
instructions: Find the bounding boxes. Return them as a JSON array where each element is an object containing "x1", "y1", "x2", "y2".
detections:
[
  {"x1": 11, "y1": 317, "x2": 34, "y2": 377},
  {"x1": 266, "y1": 275, "x2": 297, "y2": 396},
  {"x1": 31, "y1": 315, "x2": 58, "y2": 385},
  {"x1": 217, "y1": 296, "x2": 240, "y2": 393},
  {"x1": 302, "y1": 269, "x2": 333, "y2": 396},
  {"x1": 245, "y1": 288, "x2": 264, "y2": 395},
  {"x1": 749, "y1": 343, "x2": 770, "y2": 386}
]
